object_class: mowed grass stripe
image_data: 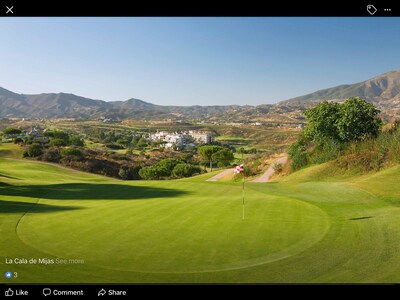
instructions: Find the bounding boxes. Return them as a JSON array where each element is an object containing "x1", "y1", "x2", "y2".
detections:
[{"x1": 18, "y1": 181, "x2": 328, "y2": 273}]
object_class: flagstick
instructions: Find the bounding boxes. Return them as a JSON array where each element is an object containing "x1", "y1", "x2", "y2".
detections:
[
  {"x1": 242, "y1": 171, "x2": 245, "y2": 220},
  {"x1": 240, "y1": 151, "x2": 245, "y2": 221}
]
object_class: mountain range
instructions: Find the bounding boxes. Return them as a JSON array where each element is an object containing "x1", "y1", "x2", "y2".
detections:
[{"x1": 1, "y1": 69, "x2": 400, "y2": 122}]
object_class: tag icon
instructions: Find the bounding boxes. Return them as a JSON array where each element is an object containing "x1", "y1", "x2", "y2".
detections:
[{"x1": 367, "y1": 5, "x2": 377, "y2": 15}]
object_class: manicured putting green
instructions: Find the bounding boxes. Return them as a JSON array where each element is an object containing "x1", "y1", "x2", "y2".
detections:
[{"x1": 18, "y1": 186, "x2": 328, "y2": 273}]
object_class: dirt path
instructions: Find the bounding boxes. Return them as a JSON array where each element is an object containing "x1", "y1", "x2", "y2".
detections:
[
  {"x1": 206, "y1": 168, "x2": 234, "y2": 182},
  {"x1": 251, "y1": 156, "x2": 288, "y2": 183}
]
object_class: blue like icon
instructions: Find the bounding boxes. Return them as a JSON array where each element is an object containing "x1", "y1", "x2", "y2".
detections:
[{"x1": 5, "y1": 271, "x2": 12, "y2": 279}]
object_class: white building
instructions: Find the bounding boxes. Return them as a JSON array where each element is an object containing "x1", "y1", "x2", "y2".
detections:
[{"x1": 148, "y1": 130, "x2": 213, "y2": 147}]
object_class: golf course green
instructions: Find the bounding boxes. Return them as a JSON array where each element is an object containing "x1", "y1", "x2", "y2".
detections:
[{"x1": 1, "y1": 144, "x2": 400, "y2": 283}]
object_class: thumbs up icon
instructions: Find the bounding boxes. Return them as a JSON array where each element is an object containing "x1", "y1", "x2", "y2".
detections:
[{"x1": 5, "y1": 288, "x2": 14, "y2": 296}]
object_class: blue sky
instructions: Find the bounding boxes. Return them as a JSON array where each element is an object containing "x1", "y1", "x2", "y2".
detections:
[{"x1": 0, "y1": 17, "x2": 399, "y2": 106}]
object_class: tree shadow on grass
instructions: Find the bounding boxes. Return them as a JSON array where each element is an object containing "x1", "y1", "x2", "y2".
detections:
[
  {"x1": 0, "y1": 173, "x2": 21, "y2": 180},
  {"x1": 0, "y1": 200, "x2": 81, "y2": 213},
  {"x1": 0, "y1": 183, "x2": 189, "y2": 200},
  {"x1": 348, "y1": 216, "x2": 374, "y2": 221}
]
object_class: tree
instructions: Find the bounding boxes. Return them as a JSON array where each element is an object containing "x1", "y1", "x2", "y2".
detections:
[
  {"x1": 137, "y1": 137, "x2": 148, "y2": 148},
  {"x1": 288, "y1": 137, "x2": 308, "y2": 171},
  {"x1": 172, "y1": 163, "x2": 201, "y2": 178},
  {"x1": 42, "y1": 149, "x2": 61, "y2": 162},
  {"x1": 52, "y1": 131, "x2": 70, "y2": 143},
  {"x1": 304, "y1": 101, "x2": 341, "y2": 145},
  {"x1": 14, "y1": 137, "x2": 24, "y2": 144},
  {"x1": 70, "y1": 135, "x2": 84, "y2": 147},
  {"x1": 131, "y1": 164, "x2": 142, "y2": 180},
  {"x1": 212, "y1": 148, "x2": 234, "y2": 167},
  {"x1": 181, "y1": 153, "x2": 193, "y2": 164},
  {"x1": 3, "y1": 128, "x2": 22, "y2": 135},
  {"x1": 303, "y1": 98, "x2": 382, "y2": 144},
  {"x1": 337, "y1": 97, "x2": 382, "y2": 142},
  {"x1": 197, "y1": 145, "x2": 223, "y2": 171},
  {"x1": 139, "y1": 166, "x2": 163, "y2": 180},
  {"x1": 49, "y1": 138, "x2": 67, "y2": 147},
  {"x1": 25, "y1": 144, "x2": 43, "y2": 157},
  {"x1": 61, "y1": 148, "x2": 82, "y2": 157},
  {"x1": 118, "y1": 164, "x2": 132, "y2": 180},
  {"x1": 156, "y1": 158, "x2": 182, "y2": 176},
  {"x1": 105, "y1": 143, "x2": 124, "y2": 150}
]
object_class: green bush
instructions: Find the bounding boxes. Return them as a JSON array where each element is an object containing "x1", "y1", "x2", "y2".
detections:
[
  {"x1": 25, "y1": 144, "x2": 43, "y2": 157},
  {"x1": 70, "y1": 136, "x2": 84, "y2": 147},
  {"x1": 337, "y1": 98, "x2": 381, "y2": 142},
  {"x1": 304, "y1": 98, "x2": 381, "y2": 144},
  {"x1": 50, "y1": 138, "x2": 67, "y2": 147},
  {"x1": 118, "y1": 164, "x2": 134, "y2": 180},
  {"x1": 42, "y1": 149, "x2": 61, "y2": 163},
  {"x1": 309, "y1": 139, "x2": 343, "y2": 165},
  {"x1": 212, "y1": 149, "x2": 234, "y2": 167},
  {"x1": 3, "y1": 128, "x2": 22, "y2": 135},
  {"x1": 106, "y1": 143, "x2": 125, "y2": 150},
  {"x1": 14, "y1": 137, "x2": 24, "y2": 144},
  {"x1": 139, "y1": 166, "x2": 165, "y2": 180},
  {"x1": 172, "y1": 163, "x2": 201, "y2": 178},
  {"x1": 61, "y1": 148, "x2": 82, "y2": 157},
  {"x1": 156, "y1": 158, "x2": 182, "y2": 175},
  {"x1": 288, "y1": 139, "x2": 308, "y2": 171}
]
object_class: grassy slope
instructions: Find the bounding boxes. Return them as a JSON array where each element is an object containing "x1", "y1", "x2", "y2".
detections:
[{"x1": 1, "y1": 144, "x2": 400, "y2": 283}]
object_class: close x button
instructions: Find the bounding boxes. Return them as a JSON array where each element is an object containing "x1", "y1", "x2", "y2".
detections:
[{"x1": 6, "y1": 6, "x2": 14, "y2": 14}]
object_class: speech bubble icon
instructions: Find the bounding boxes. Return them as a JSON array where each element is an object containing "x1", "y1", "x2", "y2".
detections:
[{"x1": 43, "y1": 288, "x2": 51, "y2": 296}]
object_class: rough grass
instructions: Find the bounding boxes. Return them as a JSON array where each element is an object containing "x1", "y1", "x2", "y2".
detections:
[{"x1": 1, "y1": 148, "x2": 400, "y2": 283}]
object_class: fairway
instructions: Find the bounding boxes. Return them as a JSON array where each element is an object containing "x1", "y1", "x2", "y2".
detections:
[{"x1": 1, "y1": 156, "x2": 400, "y2": 283}]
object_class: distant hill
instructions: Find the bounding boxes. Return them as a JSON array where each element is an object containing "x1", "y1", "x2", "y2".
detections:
[
  {"x1": 0, "y1": 87, "x2": 260, "y2": 121},
  {"x1": 278, "y1": 69, "x2": 400, "y2": 121},
  {"x1": 1, "y1": 69, "x2": 400, "y2": 122}
]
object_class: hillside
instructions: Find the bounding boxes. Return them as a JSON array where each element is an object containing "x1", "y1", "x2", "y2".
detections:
[
  {"x1": 278, "y1": 69, "x2": 400, "y2": 121},
  {"x1": 0, "y1": 87, "x2": 259, "y2": 121},
  {"x1": 1, "y1": 69, "x2": 400, "y2": 121}
]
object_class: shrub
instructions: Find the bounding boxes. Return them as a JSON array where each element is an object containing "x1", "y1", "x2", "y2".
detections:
[
  {"x1": 273, "y1": 162, "x2": 283, "y2": 173},
  {"x1": 337, "y1": 97, "x2": 381, "y2": 142},
  {"x1": 50, "y1": 138, "x2": 67, "y2": 147},
  {"x1": 3, "y1": 128, "x2": 22, "y2": 135},
  {"x1": 70, "y1": 136, "x2": 84, "y2": 147},
  {"x1": 304, "y1": 98, "x2": 381, "y2": 144},
  {"x1": 131, "y1": 164, "x2": 142, "y2": 180},
  {"x1": 172, "y1": 163, "x2": 201, "y2": 178},
  {"x1": 61, "y1": 148, "x2": 82, "y2": 157},
  {"x1": 52, "y1": 131, "x2": 70, "y2": 142},
  {"x1": 181, "y1": 153, "x2": 194, "y2": 164},
  {"x1": 309, "y1": 139, "x2": 343, "y2": 165},
  {"x1": 304, "y1": 101, "x2": 341, "y2": 145},
  {"x1": 118, "y1": 164, "x2": 133, "y2": 180},
  {"x1": 212, "y1": 148, "x2": 234, "y2": 167},
  {"x1": 137, "y1": 137, "x2": 148, "y2": 148},
  {"x1": 14, "y1": 137, "x2": 24, "y2": 144},
  {"x1": 25, "y1": 144, "x2": 43, "y2": 157},
  {"x1": 105, "y1": 143, "x2": 125, "y2": 150},
  {"x1": 139, "y1": 166, "x2": 164, "y2": 180},
  {"x1": 288, "y1": 138, "x2": 309, "y2": 171},
  {"x1": 156, "y1": 158, "x2": 182, "y2": 175},
  {"x1": 42, "y1": 149, "x2": 61, "y2": 163}
]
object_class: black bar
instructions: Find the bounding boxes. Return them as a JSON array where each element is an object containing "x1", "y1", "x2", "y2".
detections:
[
  {"x1": 0, "y1": 283, "x2": 399, "y2": 299},
  {"x1": 0, "y1": 1, "x2": 399, "y2": 17}
]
